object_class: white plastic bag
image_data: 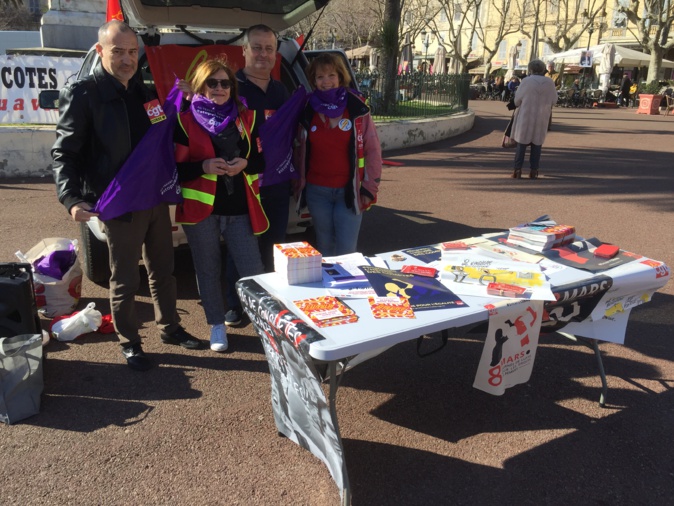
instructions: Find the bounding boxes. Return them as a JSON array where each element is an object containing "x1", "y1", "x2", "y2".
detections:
[
  {"x1": 16, "y1": 238, "x2": 83, "y2": 318},
  {"x1": 50, "y1": 303, "x2": 102, "y2": 342}
]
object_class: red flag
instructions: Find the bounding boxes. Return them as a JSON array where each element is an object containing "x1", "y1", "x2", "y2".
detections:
[
  {"x1": 106, "y1": 0, "x2": 124, "y2": 21},
  {"x1": 295, "y1": 34, "x2": 305, "y2": 47}
]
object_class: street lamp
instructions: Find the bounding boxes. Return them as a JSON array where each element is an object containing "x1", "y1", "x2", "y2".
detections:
[
  {"x1": 329, "y1": 28, "x2": 336, "y2": 50},
  {"x1": 420, "y1": 29, "x2": 430, "y2": 73}
]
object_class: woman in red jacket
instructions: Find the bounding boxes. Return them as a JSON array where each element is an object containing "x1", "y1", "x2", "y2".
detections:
[{"x1": 174, "y1": 59, "x2": 266, "y2": 352}]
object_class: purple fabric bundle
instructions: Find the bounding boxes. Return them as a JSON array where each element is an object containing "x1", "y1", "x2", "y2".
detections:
[
  {"x1": 34, "y1": 243, "x2": 76, "y2": 280},
  {"x1": 92, "y1": 82, "x2": 184, "y2": 221},
  {"x1": 258, "y1": 86, "x2": 308, "y2": 187}
]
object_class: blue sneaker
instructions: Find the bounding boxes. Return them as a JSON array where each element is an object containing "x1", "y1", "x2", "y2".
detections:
[{"x1": 210, "y1": 324, "x2": 228, "y2": 352}]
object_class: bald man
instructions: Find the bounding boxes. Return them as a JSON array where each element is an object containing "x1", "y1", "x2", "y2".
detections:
[{"x1": 52, "y1": 20, "x2": 201, "y2": 371}]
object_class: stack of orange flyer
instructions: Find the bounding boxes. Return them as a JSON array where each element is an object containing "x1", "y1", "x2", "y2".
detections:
[
  {"x1": 293, "y1": 296, "x2": 358, "y2": 328},
  {"x1": 368, "y1": 296, "x2": 415, "y2": 319},
  {"x1": 274, "y1": 241, "x2": 322, "y2": 285}
]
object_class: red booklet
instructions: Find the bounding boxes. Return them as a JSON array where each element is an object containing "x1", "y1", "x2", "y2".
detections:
[{"x1": 293, "y1": 296, "x2": 358, "y2": 328}]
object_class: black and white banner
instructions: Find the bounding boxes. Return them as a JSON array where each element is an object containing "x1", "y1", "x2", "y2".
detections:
[
  {"x1": 237, "y1": 279, "x2": 347, "y2": 496},
  {"x1": 0, "y1": 54, "x2": 82, "y2": 124}
]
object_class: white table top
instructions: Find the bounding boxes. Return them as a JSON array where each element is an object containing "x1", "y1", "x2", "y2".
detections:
[{"x1": 243, "y1": 239, "x2": 670, "y2": 362}]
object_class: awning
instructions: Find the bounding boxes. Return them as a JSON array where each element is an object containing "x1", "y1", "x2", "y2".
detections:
[
  {"x1": 468, "y1": 64, "x2": 503, "y2": 75},
  {"x1": 543, "y1": 43, "x2": 674, "y2": 68},
  {"x1": 345, "y1": 45, "x2": 372, "y2": 59}
]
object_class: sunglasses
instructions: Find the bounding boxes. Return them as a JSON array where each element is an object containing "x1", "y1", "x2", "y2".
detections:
[{"x1": 205, "y1": 78, "x2": 232, "y2": 90}]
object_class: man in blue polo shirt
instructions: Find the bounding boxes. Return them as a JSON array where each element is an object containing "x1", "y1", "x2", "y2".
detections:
[{"x1": 224, "y1": 24, "x2": 291, "y2": 326}]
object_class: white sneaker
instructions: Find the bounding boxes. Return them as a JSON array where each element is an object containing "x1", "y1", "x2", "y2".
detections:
[{"x1": 210, "y1": 324, "x2": 228, "y2": 352}]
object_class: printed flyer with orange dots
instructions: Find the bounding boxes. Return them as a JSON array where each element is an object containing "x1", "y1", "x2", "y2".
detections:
[
  {"x1": 368, "y1": 296, "x2": 416, "y2": 319},
  {"x1": 293, "y1": 295, "x2": 358, "y2": 328}
]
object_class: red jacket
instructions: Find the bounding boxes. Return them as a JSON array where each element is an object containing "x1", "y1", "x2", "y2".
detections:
[
  {"x1": 174, "y1": 109, "x2": 269, "y2": 234},
  {"x1": 296, "y1": 91, "x2": 382, "y2": 214}
]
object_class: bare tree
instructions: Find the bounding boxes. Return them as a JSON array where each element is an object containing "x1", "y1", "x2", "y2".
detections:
[
  {"x1": 432, "y1": 0, "x2": 483, "y2": 74},
  {"x1": 516, "y1": 0, "x2": 609, "y2": 54},
  {"x1": 619, "y1": 0, "x2": 674, "y2": 81},
  {"x1": 0, "y1": 3, "x2": 40, "y2": 31},
  {"x1": 287, "y1": 0, "x2": 379, "y2": 50},
  {"x1": 475, "y1": 0, "x2": 520, "y2": 78}
]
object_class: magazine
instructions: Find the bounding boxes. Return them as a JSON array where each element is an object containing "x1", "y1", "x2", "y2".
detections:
[
  {"x1": 542, "y1": 238, "x2": 642, "y2": 273},
  {"x1": 401, "y1": 246, "x2": 442, "y2": 263},
  {"x1": 506, "y1": 234, "x2": 575, "y2": 252},
  {"x1": 359, "y1": 265, "x2": 467, "y2": 311}
]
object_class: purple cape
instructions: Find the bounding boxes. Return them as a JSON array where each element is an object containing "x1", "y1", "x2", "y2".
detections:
[{"x1": 93, "y1": 82, "x2": 183, "y2": 221}]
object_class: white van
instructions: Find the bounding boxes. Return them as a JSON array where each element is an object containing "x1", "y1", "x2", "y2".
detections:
[{"x1": 43, "y1": 0, "x2": 340, "y2": 283}]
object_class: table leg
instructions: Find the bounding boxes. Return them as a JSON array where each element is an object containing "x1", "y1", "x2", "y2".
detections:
[
  {"x1": 329, "y1": 361, "x2": 352, "y2": 505},
  {"x1": 557, "y1": 332, "x2": 608, "y2": 407}
]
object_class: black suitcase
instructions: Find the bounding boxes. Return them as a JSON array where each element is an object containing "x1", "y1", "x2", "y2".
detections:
[{"x1": 0, "y1": 263, "x2": 42, "y2": 338}]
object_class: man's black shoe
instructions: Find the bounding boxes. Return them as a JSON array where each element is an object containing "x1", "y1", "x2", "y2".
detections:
[
  {"x1": 160, "y1": 326, "x2": 203, "y2": 349},
  {"x1": 225, "y1": 306, "x2": 244, "y2": 327},
  {"x1": 122, "y1": 343, "x2": 153, "y2": 371}
]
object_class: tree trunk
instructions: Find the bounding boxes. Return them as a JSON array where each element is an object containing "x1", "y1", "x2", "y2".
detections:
[
  {"x1": 483, "y1": 62, "x2": 492, "y2": 81},
  {"x1": 378, "y1": 0, "x2": 401, "y2": 115},
  {"x1": 646, "y1": 48, "x2": 664, "y2": 83}
]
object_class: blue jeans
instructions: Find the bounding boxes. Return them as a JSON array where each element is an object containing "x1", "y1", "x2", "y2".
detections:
[
  {"x1": 305, "y1": 183, "x2": 363, "y2": 256},
  {"x1": 183, "y1": 214, "x2": 263, "y2": 325},
  {"x1": 514, "y1": 142, "x2": 542, "y2": 170},
  {"x1": 224, "y1": 181, "x2": 291, "y2": 307}
]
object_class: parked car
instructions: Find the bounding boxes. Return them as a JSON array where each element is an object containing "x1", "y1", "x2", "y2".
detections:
[{"x1": 40, "y1": 0, "x2": 343, "y2": 284}]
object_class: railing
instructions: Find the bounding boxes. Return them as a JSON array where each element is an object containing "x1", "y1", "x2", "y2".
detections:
[
  {"x1": 608, "y1": 28, "x2": 627, "y2": 37},
  {"x1": 354, "y1": 70, "x2": 471, "y2": 120}
]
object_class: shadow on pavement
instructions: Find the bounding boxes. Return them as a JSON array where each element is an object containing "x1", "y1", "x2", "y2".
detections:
[{"x1": 344, "y1": 379, "x2": 674, "y2": 505}]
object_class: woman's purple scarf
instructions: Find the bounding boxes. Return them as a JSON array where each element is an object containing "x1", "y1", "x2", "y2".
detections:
[
  {"x1": 308, "y1": 87, "x2": 347, "y2": 118},
  {"x1": 190, "y1": 94, "x2": 245, "y2": 135}
]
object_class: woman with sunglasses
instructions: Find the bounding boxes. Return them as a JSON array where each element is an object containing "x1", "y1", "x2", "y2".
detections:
[
  {"x1": 174, "y1": 58, "x2": 267, "y2": 352},
  {"x1": 295, "y1": 53, "x2": 382, "y2": 256}
]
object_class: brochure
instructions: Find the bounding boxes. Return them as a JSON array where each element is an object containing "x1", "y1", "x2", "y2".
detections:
[
  {"x1": 368, "y1": 296, "x2": 415, "y2": 319},
  {"x1": 293, "y1": 296, "x2": 359, "y2": 328},
  {"x1": 439, "y1": 251, "x2": 555, "y2": 300},
  {"x1": 321, "y1": 253, "x2": 371, "y2": 288}
]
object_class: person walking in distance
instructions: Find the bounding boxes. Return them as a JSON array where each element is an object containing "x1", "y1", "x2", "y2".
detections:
[
  {"x1": 619, "y1": 73, "x2": 632, "y2": 107},
  {"x1": 509, "y1": 59, "x2": 558, "y2": 180},
  {"x1": 52, "y1": 20, "x2": 202, "y2": 371}
]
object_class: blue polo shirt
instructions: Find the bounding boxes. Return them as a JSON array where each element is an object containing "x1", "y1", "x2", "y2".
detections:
[{"x1": 235, "y1": 69, "x2": 289, "y2": 118}]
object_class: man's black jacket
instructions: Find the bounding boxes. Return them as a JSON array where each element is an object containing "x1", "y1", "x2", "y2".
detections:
[{"x1": 52, "y1": 63, "x2": 154, "y2": 213}]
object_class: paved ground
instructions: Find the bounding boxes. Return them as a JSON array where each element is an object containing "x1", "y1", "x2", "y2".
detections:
[{"x1": 1, "y1": 100, "x2": 673, "y2": 505}]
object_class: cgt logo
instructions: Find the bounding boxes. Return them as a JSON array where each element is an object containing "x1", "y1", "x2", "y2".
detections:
[{"x1": 144, "y1": 100, "x2": 166, "y2": 123}]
